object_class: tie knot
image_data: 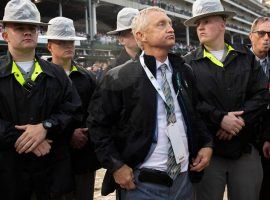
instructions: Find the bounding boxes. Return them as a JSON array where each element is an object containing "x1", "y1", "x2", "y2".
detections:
[
  {"x1": 262, "y1": 58, "x2": 268, "y2": 66},
  {"x1": 159, "y1": 63, "x2": 168, "y2": 73}
]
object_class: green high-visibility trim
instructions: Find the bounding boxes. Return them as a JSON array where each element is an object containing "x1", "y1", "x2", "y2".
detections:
[
  {"x1": 203, "y1": 43, "x2": 234, "y2": 67},
  {"x1": 12, "y1": 60, "x2": 43, "y2": 86},
  {"x1": 70, "y1": 65, "x2": 78, "y2": 73}
]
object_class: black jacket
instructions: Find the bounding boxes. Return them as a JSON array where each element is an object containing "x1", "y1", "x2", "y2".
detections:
[
  {"x1": 0, "y1": 53, "x2": 82, "y2": 198},
  {"x1": 184, "y1": 44, "x2": 269, "y2": 158},
  {"x1": 68, "y1": 63, "x2": 100, "y2": 173},
  {"x1": 245, "y1": 49, "x2": 270, "y2": 147},
  {"x1": 87, "y1": 53, "x2": 213, "y2": 195},
  {"x1": 107, "y1": 48, "x2": 133, "y2": 71}
]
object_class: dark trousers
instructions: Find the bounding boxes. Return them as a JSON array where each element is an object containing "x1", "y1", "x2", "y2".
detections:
[
  {"x1": 195, "y1": 146, "x2": 262, "y2": 200},
  {"x1": 0, "y1": 151, "x2": 73, "y2": 200},
  {"x1": 260, "y1": 158, "x2": 270, "y2": 200},
  {"x1": 73, "y1": 170, "x2": 96, "y2": 200}
]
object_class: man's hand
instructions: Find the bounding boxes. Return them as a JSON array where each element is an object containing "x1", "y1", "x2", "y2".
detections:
[
  {"x1": 263, "y1": 141, "x2": 270, "y2": 159},
  {"x1": 32, "y1": 139, "x2": 52, "y2": 157},
  {"x1": 15, "y1": 123, "x2": 47, "y2": 154},
  {"x1": 190, "y1": 147, "x2": 213, "y2": 172},
  {"x1": 113, "y1": 164, "x2": 136, "y2": 190},
  {"x1": 70, "y1": 128, "x2": 89, "y2": 149},
  {"x1": 221, "y1": 111, "x2": 245, "y2": 135},
  {"x1": 216, "y1": 129, "x2": 234, "y2": 141}
]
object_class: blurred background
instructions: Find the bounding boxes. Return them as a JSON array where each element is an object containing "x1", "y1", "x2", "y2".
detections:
[{"x1": 1, "y1": 0, "x2": 269, "y2": 76}]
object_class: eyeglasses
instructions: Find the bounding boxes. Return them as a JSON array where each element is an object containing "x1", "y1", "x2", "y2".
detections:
[{"x1": 252, "y1": 31, "x2": 270, "y2": 38}]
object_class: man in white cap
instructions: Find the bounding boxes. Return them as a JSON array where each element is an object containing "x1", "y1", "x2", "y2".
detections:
[
  {"x1": 45, "y1": 16, "x2": 100, "y2": 200},
  {"x1": 249, "y1": 17, "x2": 270, "y2": 200},
  {"x1": 0, "y1": 0, "x2": 81, "y2": 199},
  {"x1": 107, "y1": 7, "x2": 140, "y2": 71},
  {"x1": 87, "y1": 6, "x2": 213, "y2": 200},
  {"x1": 184, "y1": 0, "x2": 269, "y2": 199}
]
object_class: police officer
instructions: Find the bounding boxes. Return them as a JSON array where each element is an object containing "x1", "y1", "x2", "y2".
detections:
[
  {"x1": 45, "y1": 16, "x2": 100, "y2": 200},
  {"x1": 0, "y1": 1, "x2": 81, "y2": 199}
]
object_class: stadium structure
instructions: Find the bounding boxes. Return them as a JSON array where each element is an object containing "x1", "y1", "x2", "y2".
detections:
[{"x1": 1, "y1": 0, "x2": 270, "y2": 63}]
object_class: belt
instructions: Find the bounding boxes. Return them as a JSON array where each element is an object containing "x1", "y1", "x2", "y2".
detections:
[{"x1": 138, "y1": 168, "x2": 173, "y2": 187}]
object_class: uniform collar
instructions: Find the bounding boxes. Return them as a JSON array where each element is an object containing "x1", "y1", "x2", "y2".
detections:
[
  {"x1": 12, "y1": 59, "x2": 43, "y2": 86},
  {"x1": 0, "y1": 52, "x2": 55, "y2": 78},
  {"x1": 203, "y1": 43, "x2": 234, "y2": 67}
]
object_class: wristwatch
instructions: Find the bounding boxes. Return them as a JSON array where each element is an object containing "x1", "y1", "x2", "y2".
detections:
[{"x1": 42, "y1": 120, "x2": 53, "y2": 130}]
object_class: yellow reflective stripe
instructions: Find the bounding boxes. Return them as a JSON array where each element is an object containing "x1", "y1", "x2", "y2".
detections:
[
  {"x1": 203, "y1": 49, "x2": 223, "y2": 67},
  {"x1": 203, "y1": 43, "x2": 235, "y2": 68},
  {"x1": 31, "y1": 61, "x2": 43, "y2": 81},
  {"x1": 226, "y1": 43, "x2": 234, "y2": 52},
  {"x1": 70, "y1": 65, "x2": 78, "y2": 73},
  {"x1": 12, "y1": 61, "x2": 25, "y2": 86},
  {"x1": 12, "y1": 59, "x2": 43, "y2": 86}
]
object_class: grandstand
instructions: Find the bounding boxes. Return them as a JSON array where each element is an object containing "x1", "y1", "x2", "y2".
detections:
[{"x1": 1, "y1": 0, "x2": 270, "y2": 59}]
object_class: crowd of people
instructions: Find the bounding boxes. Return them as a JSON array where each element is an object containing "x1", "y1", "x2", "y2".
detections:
[
  {"x1": 1, "y1": 0, "x2": 270, "y2": 200},
  {"x1": 86, "y1": 41, "x2": 197, "y2": 81},
  {"x1": 137, "y1": 0, "x2": 192, "y2": 16},
  {"x1": 93, "y1": 33, "x2": 118, "y2": 45},
  {"x1": 171, "y1": 42, "x2": 197, "y2": 55}
]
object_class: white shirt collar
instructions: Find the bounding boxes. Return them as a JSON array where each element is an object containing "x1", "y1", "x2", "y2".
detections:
[{"x1": 155, "y1": 57, "x2": 172, "y2": 72}]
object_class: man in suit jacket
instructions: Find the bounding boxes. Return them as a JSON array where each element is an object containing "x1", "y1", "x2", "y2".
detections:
[
  {"x1": 249, "y1": 16, "x2": 270, "y2": 200},
  {"x1": 87, "y1": 6, "x2": 213, "y2": 200}
]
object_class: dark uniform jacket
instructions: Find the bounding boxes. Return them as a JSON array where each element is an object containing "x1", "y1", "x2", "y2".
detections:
[
  {"x1": 87, "y1": 53, "x2": 213, "y2": 195},
  {"x1": 107, "y1": 48, "x2": 132, "y2": 71},
  {"x1": 184, "y1": 44, "x2": 269, "y2": 159},
  {"x1": 68, "y1": 62, "x2": 100, "y2": 173},
  {"x1": 0, "y1": 53, "x2": 82, "y2": 199}
]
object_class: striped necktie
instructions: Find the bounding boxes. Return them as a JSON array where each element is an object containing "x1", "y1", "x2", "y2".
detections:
[
  {"x1": 261, "y1": 58, "x2": 269, "y2": 78},
  {"x1": 160, "y1": 63, "x2": 181, "y2": 179}
]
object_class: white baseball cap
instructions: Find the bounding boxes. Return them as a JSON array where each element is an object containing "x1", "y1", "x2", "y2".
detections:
[
  {"x1": 184, "y1": 0, "x2": 236, "y2": 26},
  {"x1": 0, "y1": 0, "x2": 48, "y2": 26},
  {"x1": 107, "y1": 7, "x2": 139, "y2": 35}
]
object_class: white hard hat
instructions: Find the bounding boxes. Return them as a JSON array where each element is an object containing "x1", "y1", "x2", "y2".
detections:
[
  {"x1": 45, "y1": 17, "x2": 86, "y2": 41},
  {"x1": 0, "y1": 0, "x2": 48, "y2": 26},
  {"x1": 107, "y1": 7, "x2": 139, "y2": 35},
  {"x1": 184, "y1": 0, "x2": 236, "y2": 26}
]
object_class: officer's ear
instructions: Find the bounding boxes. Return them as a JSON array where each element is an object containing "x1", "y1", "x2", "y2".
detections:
[
  {"x1": 47, "y1": 42, "x2": 52, "y2": 52},
  {"x1": 2, "y1": 30, "x2": 9, "y2": 43},
  {"x1": 118, "y1": 35, "x2": 125, "y2": 45}
]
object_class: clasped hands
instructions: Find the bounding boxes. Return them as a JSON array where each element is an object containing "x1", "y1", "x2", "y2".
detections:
[
  {"x1": 217, "y1": 111, "x2": 245, "y2": 141},
  {"x1": 14, "y1": 123, "x2": 51, "y2": 157}
]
